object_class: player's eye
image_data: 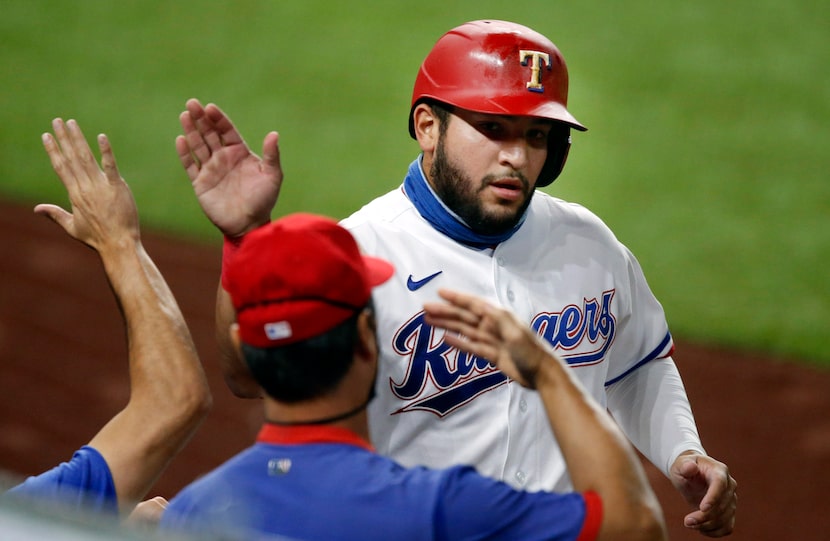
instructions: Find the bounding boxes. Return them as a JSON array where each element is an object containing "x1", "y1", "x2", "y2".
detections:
[{"x1": 477, "y1": 121, "x2": 504, "y2": 136}]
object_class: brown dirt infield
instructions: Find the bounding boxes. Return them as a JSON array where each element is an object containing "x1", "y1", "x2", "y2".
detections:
[{"x1": 1, "y1": 200, "x2": 828, "y2": 540}]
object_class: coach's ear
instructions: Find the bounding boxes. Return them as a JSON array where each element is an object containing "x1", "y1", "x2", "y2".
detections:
[
  {"x1": 412, "y1": 103, "x2": 439, "y2": 153},
  {"x1": 229, "y1": 324, "x2": 242, "y2": 355},
  {"x1": 354, "y1": 308, "x2": 379, "y2": 367},
  {"x1": 227, "y1": 324, "x2": 265, "y2": 399}
]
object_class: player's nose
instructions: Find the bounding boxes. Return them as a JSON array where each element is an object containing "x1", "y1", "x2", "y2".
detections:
[{"x1": 497, "y1": 139, "x2": 529, "y2": 170}]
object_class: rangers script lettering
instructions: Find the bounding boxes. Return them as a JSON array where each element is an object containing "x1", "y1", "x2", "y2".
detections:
[
  {"x1": 532, "y1": 290, "x2": 616, "y2": 366},
  {"x1": 391, "y1": 311, "x2": 508, "y2": 417},
  {"x1": 390, "y1": 290, "x2": 616, "y2": 417}
]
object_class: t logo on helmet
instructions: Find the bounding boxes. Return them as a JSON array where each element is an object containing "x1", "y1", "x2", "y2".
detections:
[{"x1": 519, "y1": 50, "x2": 551, "y2": 93}]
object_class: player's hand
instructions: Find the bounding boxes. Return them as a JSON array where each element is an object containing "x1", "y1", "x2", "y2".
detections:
[
  {"x1": 177, "y1": 98, "x2": 282, "y2": 237},
  {"x1": 126, "y1": 496, "x2": 168, "y2": 527},
  {"x1": 670, "y1": 451, "x2": 737, "y2": 537},
  {"x1": 35, "y1": 118, "x2": 140, "y2": 254},
  {"x1": 422, "y1": 288, "x2": 552, "y2": 389}
]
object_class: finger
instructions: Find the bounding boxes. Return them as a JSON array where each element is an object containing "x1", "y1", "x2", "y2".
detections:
[
  {"x1": 425, "y1": 316, "x2": 478, "y2": 343},
  {"x1": 697, "y1": 460, "x2": 733, "y2": 512},
  {"x1": 684, "y1": 483, "x2": 737, "y2": 536},
  {"x1": 425, "y1": 309, "x2": 500, "y2": 356},
  {"x1": 702, "y1": 478, "x2": 737, "y2": 527},
  {"x1": 188, "y1": 99, "x2": 223, "y2": 153},
  {"x1": 98, "y1": 134, "x2": 121, "y2": 184},
  {"x1": 440, "y1": 330, "x2": 498, "y2": 362},
  {"x1": 175, "y1": 135, "x2": 200, "y2": 182},
  {"x1": 687, "y1": 512, "x2": 735, "y2": 538},
  {"x1": 205, "y1": 102, "x2": 244, "y2": 146},
  {"x1": 33, "y1": 203, "x2": 74, "y2": 234},
  {"x1": 422, "y1": 308, "x2": 469, "y2": 336},
  {"x1": 50, "y1": 118, "x2": 77, "y2": 178},
  {"x1": 66, "y1": 119, "x2": 99, "y2": 183},
  {"x1": 181, "y1": 105, "x2": 211, "y2": 166},
  {"x1": 261, "y1": 131, "x2": 281, "y2": 176},
  {"x1": 675, "y1": 455, "x2": 701, "y2": 480},
  {"x1": 436, "y1": 289, "x2": 489, "y2": 322},
  {"x1": 423, "y1": 300, "x2": 486, "y2": 337},
  {"x1": 42, "y1": 131, "x2": 73, "y2": 188},
  {"x1": 423, "y1": 299, "x2": 481, "y2": 329}
]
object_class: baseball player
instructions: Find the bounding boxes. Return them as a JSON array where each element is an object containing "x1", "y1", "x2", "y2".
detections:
[
  {"x1": 158, "y1": 213, "x2": 666, "y2": 541},
  {"x1": 175, "y1": 19, "x2": 736, "y2": 537},
  {"x1": 5, "y1": 118, "x2": 211, "y2": 517}
]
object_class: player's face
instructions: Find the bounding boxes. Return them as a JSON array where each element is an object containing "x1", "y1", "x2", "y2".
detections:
[{"x1": 428, "y1": 109, "x2": 551, "y2": 235}]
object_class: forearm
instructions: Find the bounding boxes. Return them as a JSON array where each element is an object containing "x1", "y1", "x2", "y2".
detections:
[
  {"x1": 537, "y1": 361, "x2": 649, "y2": 494},
  {"x1": 606, "y1": 357, "x2": 705, "y2": 476},
  {"x1": 536, "y1": 359, "x2": 666, "y2": 541},
  {"x1": 90, "y1": 240, "x2": 211, "y2": 507},
  {"x1": 215, "y1": 283, "x2": 261, "y2": 398},
  {"x1": 114, "y1": 242, "x2": 210, "y2": 417}
]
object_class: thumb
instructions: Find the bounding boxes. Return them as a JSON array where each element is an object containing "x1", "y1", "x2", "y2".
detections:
[
  {"x1": 34, "y1": 204, "x2": 74, "y2": 234},
  {"x1": 261, "y1": 131, "x2": 281, "y2": 176},
  {"x1": 675, "y1": 454, "x2": 701, "y2": 480}
]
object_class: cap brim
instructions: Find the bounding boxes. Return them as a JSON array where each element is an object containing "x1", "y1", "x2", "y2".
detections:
[{"x1": 363, "y1": 255, "x2": 395, "y2": 287}]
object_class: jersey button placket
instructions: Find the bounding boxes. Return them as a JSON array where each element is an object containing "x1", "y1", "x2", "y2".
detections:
[{"x1": 494, "y1": 253, "x2": 517, "y2": 305}]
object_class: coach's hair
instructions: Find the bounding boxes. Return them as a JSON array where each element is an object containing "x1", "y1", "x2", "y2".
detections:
[{"x1": 240, "y1": 306, "x2": 368, "y2": 403}]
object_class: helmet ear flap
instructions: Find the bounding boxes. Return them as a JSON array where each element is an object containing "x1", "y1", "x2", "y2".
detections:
[{"x1": 536, "y1": 128, "x2": 571, "y2": 188}]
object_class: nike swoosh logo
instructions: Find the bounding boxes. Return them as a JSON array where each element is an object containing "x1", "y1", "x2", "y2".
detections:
[{"x1": 406, "y1": 271, "x2": 443, "y2": 291}]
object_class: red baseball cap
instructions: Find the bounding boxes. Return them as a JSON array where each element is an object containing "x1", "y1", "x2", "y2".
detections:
[{"x1": 225, "y1": 213, "x2": 394, "y2": 348}]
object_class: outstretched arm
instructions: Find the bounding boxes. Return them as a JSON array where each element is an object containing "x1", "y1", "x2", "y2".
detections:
[
  {"x1": 177, "y1": 98, "x2": 282, "y2": 397},
  {"x1": 606, "y1": 358, "x2": 737, "y2": 537},
  {"x1": 35, "y1": 118, "x2": 212, "y2": 512},
  {"x1": 423, "y1": 289, "x2": 667, "y2": 541}
]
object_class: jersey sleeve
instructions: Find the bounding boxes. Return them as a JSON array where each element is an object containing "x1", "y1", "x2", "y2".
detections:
[
  {"x1": 434, "y1": 465, "x2": 595, "y2": 541},
  {"x1": 606, "y1": 357, "x2": 705, "y2": 474},
  {"x1": 576, "y1": 491, "x2": 603, "y2": 541},
  {"x1": 604, "y1": 244, "x2": 674, "y2": 386},
  {"x1": 4, "y1": 445, "x2": 117, "y2": 514}
]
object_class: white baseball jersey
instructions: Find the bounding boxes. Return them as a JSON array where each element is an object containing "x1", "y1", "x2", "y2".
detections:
[{"x1": 341, "y1": 183, "x2": 674, "y2": 492}]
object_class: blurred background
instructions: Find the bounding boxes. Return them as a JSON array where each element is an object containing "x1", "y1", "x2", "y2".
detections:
[
  {"x1": 1, "y1": 1, "x2": 828, "y2": 539},
  {"x1": 2, "y1": 0, "x2": 827, "y2": 363}
]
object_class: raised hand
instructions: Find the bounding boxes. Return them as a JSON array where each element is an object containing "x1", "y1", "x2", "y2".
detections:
[
  {"x1": 177, "y1": 98, "x2": 283, "y2": 237},
  {"x1": 422, "y1": 288, "x2": 553, "y2": 389},
  {"x1": 35, "y1": 118, "x2": 139, "y2": 254}
]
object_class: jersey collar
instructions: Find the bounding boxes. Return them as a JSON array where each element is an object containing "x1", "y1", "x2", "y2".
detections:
[{"x1": 257, "y1": 423, "x2": 375, "y2": 452}]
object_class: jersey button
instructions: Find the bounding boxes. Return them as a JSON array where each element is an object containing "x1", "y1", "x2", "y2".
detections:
[
  {"x1": 497, "y1": 257, "x2": 506, "y2": 266},
  {"x1": 519, "y1": 399, "x2": 528, "y2": 412},
  {"x1": 515, "y1": 470, "x2": 528, "y2": 487},
  {"x1": 507, "y1": 290, "x2": 515, "y2": 302}
]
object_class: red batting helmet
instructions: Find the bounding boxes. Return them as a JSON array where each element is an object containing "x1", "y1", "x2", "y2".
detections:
[{"x1": 409, "y1": 20, "x2": 586, "y2": 187}]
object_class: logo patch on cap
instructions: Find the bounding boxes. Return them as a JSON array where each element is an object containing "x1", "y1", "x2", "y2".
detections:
[{"x1": 264, "y1": 321, "x2": 293, "y2": 341}]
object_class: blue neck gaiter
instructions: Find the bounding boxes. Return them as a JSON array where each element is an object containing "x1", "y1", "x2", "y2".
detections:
[{"x1": 402, "y1": 157, "x2": 526, "y2": 249}]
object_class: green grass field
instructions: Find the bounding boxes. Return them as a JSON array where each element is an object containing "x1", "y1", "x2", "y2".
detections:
[{"x1": 2, "y1": 1, "x2": 828, "y2": 366}]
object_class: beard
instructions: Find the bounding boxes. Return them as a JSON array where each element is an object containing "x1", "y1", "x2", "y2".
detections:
[{"x1": 429, "y1": 136, "x2": 533, "y2": 236}]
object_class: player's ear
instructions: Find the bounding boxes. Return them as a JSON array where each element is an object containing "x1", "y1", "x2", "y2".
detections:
[{"x1": 412, "y1": 103, "x2": 439, "y2": 152}]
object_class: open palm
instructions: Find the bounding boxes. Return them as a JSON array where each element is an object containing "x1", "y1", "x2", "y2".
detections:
[{"x1": 177, "y1": 99, "x2": 282, "y2": 237}]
